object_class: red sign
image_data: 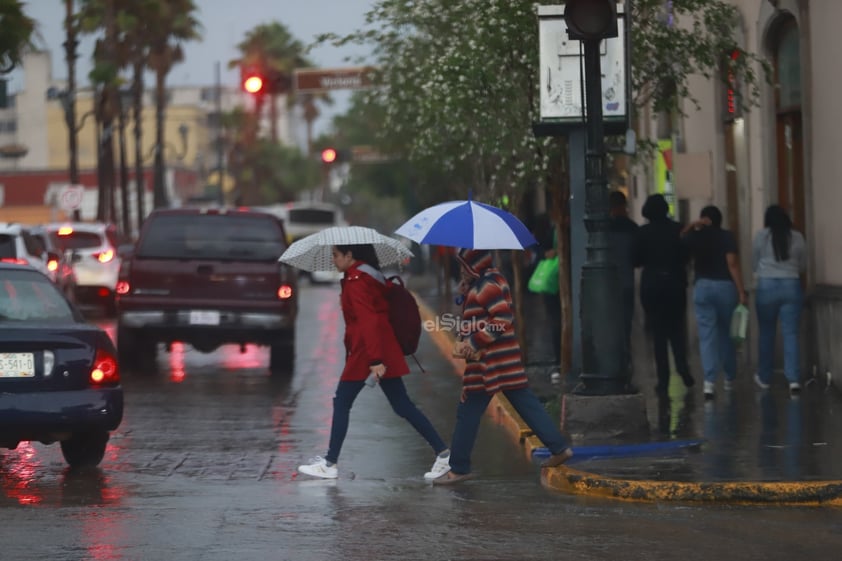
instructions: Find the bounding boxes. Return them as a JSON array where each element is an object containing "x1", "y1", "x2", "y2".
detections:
[{"x1": 294, "y1": 67, "x2": 376, "y2": 93}]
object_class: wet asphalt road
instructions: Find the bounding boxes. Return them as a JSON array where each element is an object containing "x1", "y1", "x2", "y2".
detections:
[{"x1": 2, "y1": 284, "x2": 841, "y2": 561}]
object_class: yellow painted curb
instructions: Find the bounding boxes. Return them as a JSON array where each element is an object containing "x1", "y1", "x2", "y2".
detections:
[
  {"x1": 415, "y1": 289, "x2": 842, "y2": 506},
  {"x1": 541, "y1": 467, "x2": 842, "y2": 506}
]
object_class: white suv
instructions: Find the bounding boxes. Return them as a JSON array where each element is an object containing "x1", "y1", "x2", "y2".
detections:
[
  {"x1": 0, "y1": 223, "x2": 52, "y2": 278},
  {"x1": 45, "y1": 222, "x2": 123, "y2": 316}
]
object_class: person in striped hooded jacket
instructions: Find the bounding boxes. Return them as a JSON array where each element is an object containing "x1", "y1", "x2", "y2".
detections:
[{"x1": 426, "y1": 248, "x2": 574, "y2": 485}]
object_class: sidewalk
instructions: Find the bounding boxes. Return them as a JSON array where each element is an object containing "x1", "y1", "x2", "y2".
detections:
[{"x1": 406, "y1": 270, "x2": 842, "y2": 505}]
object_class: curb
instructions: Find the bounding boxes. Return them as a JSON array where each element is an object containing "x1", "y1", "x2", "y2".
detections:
[{"x1": 414, "y1": 291, "x2": 842, "y2": 506}]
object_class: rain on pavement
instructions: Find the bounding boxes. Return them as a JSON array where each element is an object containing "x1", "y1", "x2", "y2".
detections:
[{"x1": 2, "y1": 282, "x2": 841, "y2": 561}]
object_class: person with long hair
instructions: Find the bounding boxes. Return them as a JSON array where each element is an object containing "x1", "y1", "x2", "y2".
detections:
[
  {"x1": 682, "y1": 205, "x2": 747, "y2": 399},
  {"x1": 297, "y1": 243, "x2": 450, "y2": 479},
  {"x1": 752, "y1": 205, "x2": 807, "y2": 395},
  {"x1": 633, "y1": 194, "x2": 694, "y2": 396}
]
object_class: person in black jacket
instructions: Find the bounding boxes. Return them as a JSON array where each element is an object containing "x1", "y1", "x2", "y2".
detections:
[{"x1": 633, "y1": 194, "x2": 694, "y2": 395}]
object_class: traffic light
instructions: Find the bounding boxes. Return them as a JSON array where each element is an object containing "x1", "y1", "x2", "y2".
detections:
[
  {"x1": 321, "y1": 148, "x2": 337, "y2": 164},
  {"x1": 320, "y1": 148, "x2": 351, "y2": 165},
  {"x1": 241, "y1": 66, "x2": 265, "y2": 94},
  {"x1": 564, "y1": 0, "x2": 617, "y2": 41}
]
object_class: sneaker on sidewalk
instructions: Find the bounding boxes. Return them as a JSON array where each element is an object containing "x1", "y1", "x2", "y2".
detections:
[
  {"x1": 703, "y1": 381, "x2": 715, "y2": 399},
  {"x1": 541, "y1": 448, "x2": 574, "y2": 468},
  {"x1": 298, "y1": 456, "x2": 338, "y2": 479},
  {"x1": 789, "y1": 382, "x2": 802, "y2": 396},
  {"x1": 754, "y1": 374, "x2": 770, "y2": 390},
  {"x1": 424, "y1": 451, "x2": 452, "y2": 480}
]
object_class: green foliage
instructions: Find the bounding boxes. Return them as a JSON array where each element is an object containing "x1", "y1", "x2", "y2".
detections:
[{"x1": 0, "y1": 0, "x2": 36, "y2": 74}]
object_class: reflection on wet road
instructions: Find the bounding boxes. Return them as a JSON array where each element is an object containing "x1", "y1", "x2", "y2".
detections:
[{"x1": 2, "y1": 285, "x2": 841, "y2": 560}]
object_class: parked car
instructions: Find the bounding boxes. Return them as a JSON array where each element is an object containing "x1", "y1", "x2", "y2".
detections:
[
  {"x1": 0, "y1": 262, "x2": 123, "y2": 468},
  {"x1": 26, "y1": 224, "x2": 78, "y2": 302},
  {"x1": 44, "y1": 222, "x2": 122, "y2": 316},
  {"x1": 115, "y1": 207, "x2": 298, "y2": 373},
  {"x1": 0, "y1": 222, "x2": 54, "y2": 278}
]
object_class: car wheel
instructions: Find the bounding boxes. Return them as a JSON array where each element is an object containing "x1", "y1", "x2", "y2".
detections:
[
  {"x1": 269, "y1": 329, "x2": 295, "y2": 374},
  {"x1": 117, "y1": 324, "x2": 158, "y2": 372},
  {"x1": 60, "y1": 431, "x2": 109, "y2": 468}
]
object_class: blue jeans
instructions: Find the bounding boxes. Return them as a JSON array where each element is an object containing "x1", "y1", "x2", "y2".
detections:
[
  {"x1": 755, "y1": 277, "x2": 803, "y2": 385},
  {"x1": 449, "y1": 387, "x2": 568, "y2": 475},
  {"x1": 693, "y1": 279, "x2": 738, "y2": 384},
  {"x1": 326, "y1": 377, "x2": 447, "y2": 464}
]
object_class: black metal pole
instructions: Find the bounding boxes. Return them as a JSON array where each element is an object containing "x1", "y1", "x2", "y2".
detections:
[{"x1": 576, "y1": 37, "x2": 628, "y2": 395}]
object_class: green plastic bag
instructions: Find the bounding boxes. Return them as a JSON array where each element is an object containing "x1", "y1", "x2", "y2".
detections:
[
  {"x1": 730, "y1": 304, "x2": 749, "y2": 342},
  {"x1": 528, "y1": 256, "x2": 559, "y2": 294}
]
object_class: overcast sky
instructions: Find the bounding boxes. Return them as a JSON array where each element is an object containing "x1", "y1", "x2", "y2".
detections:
[{"x1": 10, "y1": 0, "x2": 376, "y2": 135}]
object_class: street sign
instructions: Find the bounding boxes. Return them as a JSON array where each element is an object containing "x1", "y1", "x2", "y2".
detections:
[
  {"x1": 294, "y1": 67, "x2": 376, "y2": 93},
  {"x1": 58, "y1": 184, "x2": 85, "y2": 211}
]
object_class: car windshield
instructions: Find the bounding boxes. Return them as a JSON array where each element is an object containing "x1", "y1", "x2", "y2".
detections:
[
  {"x1": 53, "y1": 231, "x2": 102, "y2": 251},
  {"x1": 0, "y1": 269, "x2": 74, "y2": 322},
  {"x1": 136, "y1": 214, "x2": 286, "y2": 261}
]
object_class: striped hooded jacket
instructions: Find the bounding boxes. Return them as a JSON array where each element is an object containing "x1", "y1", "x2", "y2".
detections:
[{"x1": 454, "y1": 248, "x2": 528, "y2": 395}]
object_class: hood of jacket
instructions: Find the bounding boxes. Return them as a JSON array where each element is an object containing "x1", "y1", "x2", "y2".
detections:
[{"x1": 455, "y1": 248, "x2": 493, "y2": 279}]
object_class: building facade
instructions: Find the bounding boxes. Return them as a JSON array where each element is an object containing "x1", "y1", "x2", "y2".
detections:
[{"x1": 645, "y1": 0, "x2": 840, "y2": 380}]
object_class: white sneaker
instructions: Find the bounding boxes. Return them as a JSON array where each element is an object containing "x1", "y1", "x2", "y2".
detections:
[
  {"x1": 703, "y1": 381, "x2": 715, "y2": 398},
  {"x1": 298, "y1": 456, "x2": 338, "y2": 479},
  {"x1": 424, "y1": 451, "x2": 452, "y2": 480},
  {"x1": 754, "y1": 374, "x2": 770, "y2": 390},
  {"x1": 789, "y1": 382, "x2": 802, "y2": 396}
]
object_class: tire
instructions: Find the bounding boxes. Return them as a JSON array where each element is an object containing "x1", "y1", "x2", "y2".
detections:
[
  {"x1": 60, "y1": 431, "x2": 109, "y2": 468},
  {"x1": 269, "y1": 329, "x2": 295, "y2": 374},
  {"x1": 117, "y1": 324, "x2": 158, "y2": 373}
]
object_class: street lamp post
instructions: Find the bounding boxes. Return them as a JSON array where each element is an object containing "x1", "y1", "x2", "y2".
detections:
[{"x1": 564, "y1": 0, "x2": 629, "y2": 396}]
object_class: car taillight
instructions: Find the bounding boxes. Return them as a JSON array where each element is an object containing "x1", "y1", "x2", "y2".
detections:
[
  {"x1": 115, "y1": 280, "x2": 130, "y2": 295},
  {"x1": 0, "y1": 258, "x2": 28, "y2": 266},
  {"x1": 89, "y1": 349, "x2": 119, "y2": 385},
  {"x1": 94, "y1": 249, "x2": 115, "y2": 263},
  {"x1": 278, "y1": 285, "x2": 293, "y2": 299},
  {"x1": 47, "y1": 258, "x2": 59, "y2": 272}
]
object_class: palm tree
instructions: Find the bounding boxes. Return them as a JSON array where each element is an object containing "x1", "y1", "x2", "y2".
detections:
[
  {"x1": 146, "y1": 0, "x2": 201, "y2": 209},
  {"x1": 0, "y1": 0, "x2": 36, "y2": 74}
]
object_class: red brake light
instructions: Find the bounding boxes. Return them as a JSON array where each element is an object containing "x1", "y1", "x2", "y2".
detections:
[
  {"x1": 0, "y1": 258, "x2": 28, "y2": 266},
  {"x1": 57, "y1": 226, "x2": 74, "y2": 236},
  {"x1": 278, "y1": 285, "x2": 293, "y2": 299},
  {"x1": 95, "y1": 249, "x2": 115, "y2": 263},
  {"x1": 115, "y1": 280, "x2": 130, "y2": 295},
  {"x1": 47, "y1": 259, "x2": 59, "y2": 272},
  {"x1": 90, "y1": 349, "x2": 119, "y2": 385}
]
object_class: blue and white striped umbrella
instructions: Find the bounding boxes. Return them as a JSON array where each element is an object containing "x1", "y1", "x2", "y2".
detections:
[{"x1": 394, "y1": 200, "x2": 537, "y2": 250}]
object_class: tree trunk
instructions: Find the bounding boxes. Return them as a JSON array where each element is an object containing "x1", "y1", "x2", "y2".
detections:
[
  {"x1": 64, "y1": 0, "x2": 81, "y2": 221},
  {"x1": 153, "y1": 69, "x2": 168, "y2": 209},
  {"x1": 551, "y1": 137, "x2": 573, "y2": 376},
  {"x1": 132, "y1": 61, "x2": 145, "y2": 231},
  {"x1": 118, "y1": 99, "x2": 130, "y2": 236}
]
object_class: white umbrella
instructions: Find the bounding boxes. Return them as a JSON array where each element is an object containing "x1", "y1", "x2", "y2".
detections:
[{"x1": 279, "y1": 226, "x2": 414, "y2": 272}]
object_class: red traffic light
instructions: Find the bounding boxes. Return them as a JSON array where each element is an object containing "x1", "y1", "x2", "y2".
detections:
[
  {"x1": 321, "y1": 148, "x2": 337, "y2": 163},
  {"x1": 243, "y1": 75, "x2": 264, "y2": 94}
]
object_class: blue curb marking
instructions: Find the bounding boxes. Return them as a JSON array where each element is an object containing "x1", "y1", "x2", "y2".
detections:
[{"x1": 533, "y1": 439, "x2": 706, "y2": 463}]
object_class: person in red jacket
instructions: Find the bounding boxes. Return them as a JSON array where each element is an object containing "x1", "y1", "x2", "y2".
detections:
[{"x1": 298, "y1": 243, "x2": 450, "y2": 480}]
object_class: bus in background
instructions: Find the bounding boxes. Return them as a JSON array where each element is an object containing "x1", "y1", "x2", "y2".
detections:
[{"x1": 257, "y1": 201, "x2": 348, "y2": 283}]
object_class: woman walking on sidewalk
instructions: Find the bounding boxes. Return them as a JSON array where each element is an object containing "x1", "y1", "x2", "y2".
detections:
[
  {"x1": 633, "y1": 194, "x2": 694, "y2": 395},
  {"x1": 297, "y1": 243, "x2": 450, "y2": 479},
  {"x1": 752, "y1": 205, "x2": 807, "y2": 395},
  {"x1": 429, "y1": 248, "x2": 573, "y2": 485},
  {"x1": 682, "y1": 206, "x2": 748, "y2": 400}
]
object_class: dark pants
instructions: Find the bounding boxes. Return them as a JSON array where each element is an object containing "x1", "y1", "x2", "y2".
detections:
[
  {"x1": 641, "y1": 282, "x2": 690, "y2": 393},
  {"x1": 326, "y1": 377, "x2": 447, "y2": 465},
  {"x1": 449, "y1": 387, "x2": 568, "y2": 475}
]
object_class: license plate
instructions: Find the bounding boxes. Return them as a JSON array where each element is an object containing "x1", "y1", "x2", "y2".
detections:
[
  {"x1": 189, "y1": 310, "x2": 220, "y2": 325},
  {"x1": 0, "y1": 353, "x2": 36, "y2": 378}
]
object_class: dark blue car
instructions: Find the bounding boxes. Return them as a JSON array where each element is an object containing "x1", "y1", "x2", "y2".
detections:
[{"x1": 0, "y1": 262, "x2": 123, "y2": 468}]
